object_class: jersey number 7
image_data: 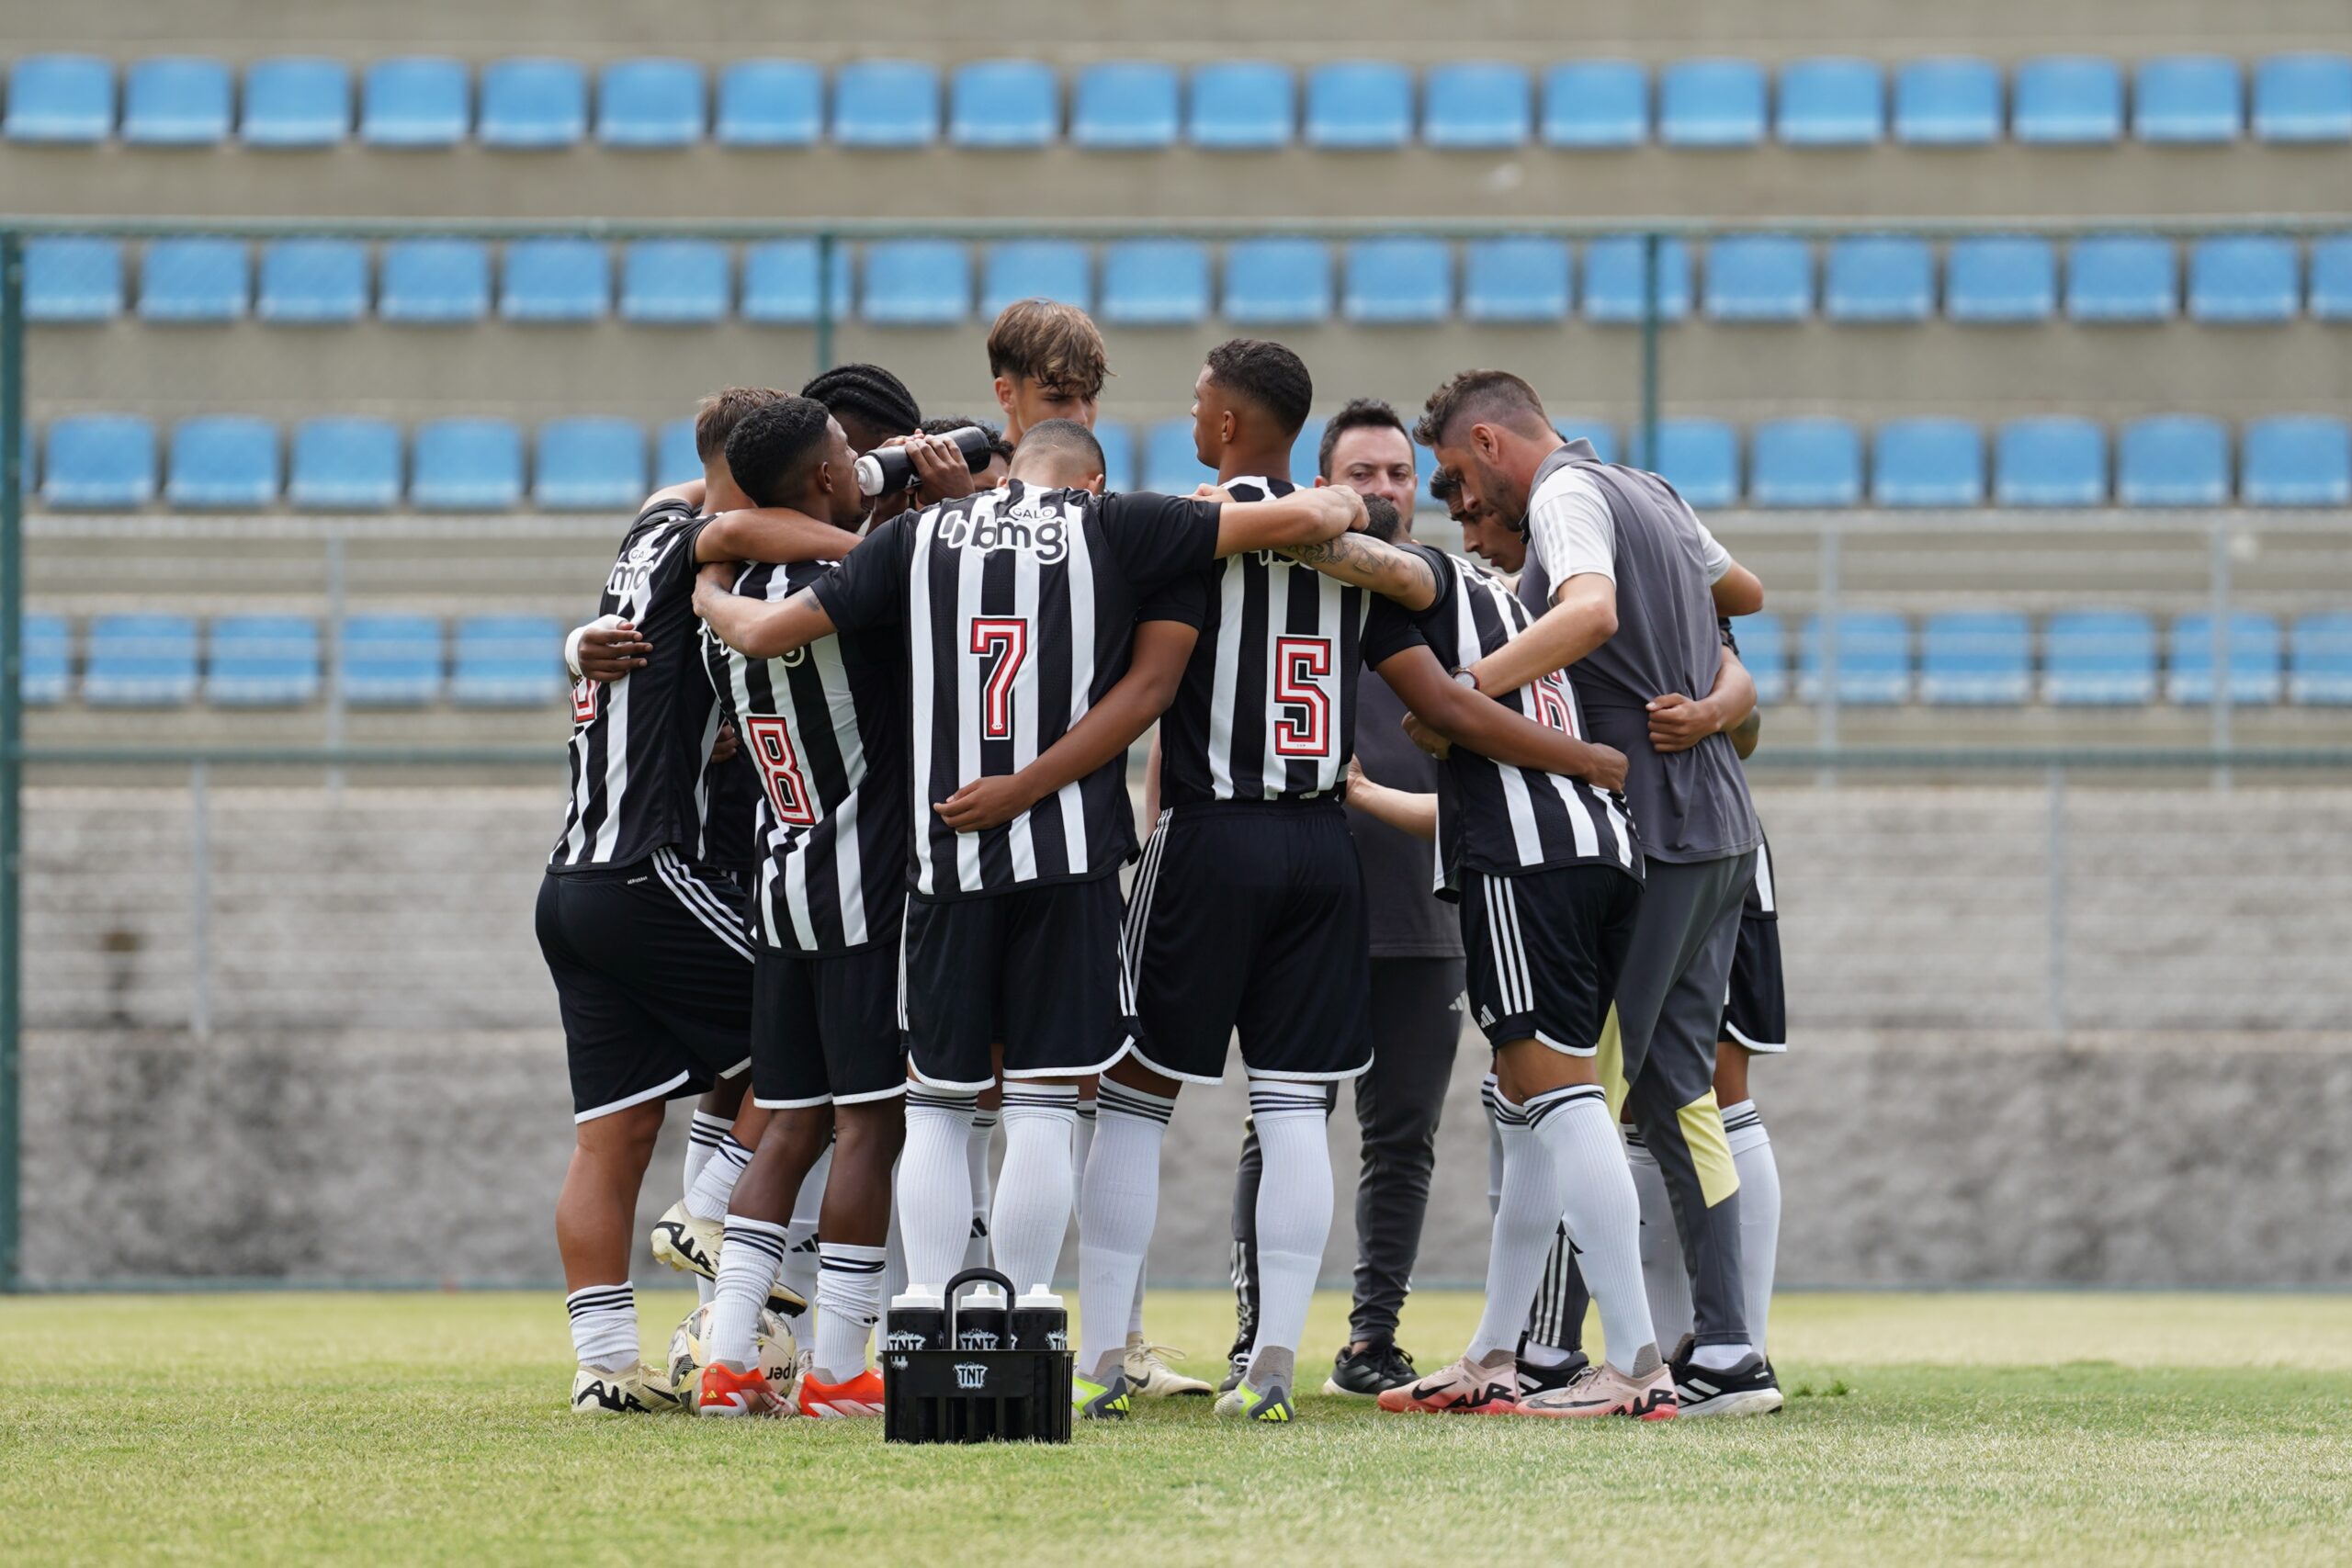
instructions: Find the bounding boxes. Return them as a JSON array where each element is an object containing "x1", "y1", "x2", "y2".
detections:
[
  {"x1": 743, "y1": 715, "x2": 818, "y2": 827},
  {"x1": 970, "y1": 617, "x2": 1028, "y2": 742}
]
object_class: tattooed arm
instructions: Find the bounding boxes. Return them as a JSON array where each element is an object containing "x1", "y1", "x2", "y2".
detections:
[{"x1": 1277, "y1": 531, "x2": 1440, "y2": 612}]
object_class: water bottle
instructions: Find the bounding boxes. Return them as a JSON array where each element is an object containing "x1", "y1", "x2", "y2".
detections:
[
  {"x1": 882, "y1": 1289, "x2": 946, "y2": 1354},
  {"x1": 853, "y1": 426, "x2": 994, "y2": 498},
  {"x1": 1011, "y1": 1288, "x2": 1069, "y2": 1352},
  {"x1": 954, "y1": 1284, "x2": 1010, "y2": 1351}
]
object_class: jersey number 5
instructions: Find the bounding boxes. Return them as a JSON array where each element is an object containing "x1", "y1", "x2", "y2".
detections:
[
  {"x1": 1272, "y1": 635, "x2": 1334, "y2": 757},
  {"x1": 970, "y1": 618, "x2": 1029, "y2": 742},
  {"x1": 742, "y1": 716, "x2": 818, "y2": 827}
]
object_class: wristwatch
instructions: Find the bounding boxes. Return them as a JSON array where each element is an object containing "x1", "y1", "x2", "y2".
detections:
[{"x1": 1451, "y1": 666, "x2": 1482, "y2": 693}]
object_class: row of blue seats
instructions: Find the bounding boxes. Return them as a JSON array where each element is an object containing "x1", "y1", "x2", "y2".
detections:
[
  {"x1": 1733, "y1": 609, "x2": 2352, "y2": 706},
  {"x1": 23, "y1": 608, "x2": 2352, "y2": 709},
  {"x1": 27, "y1": 412, "x2": 2351, "y2": 513},
  {"x1": 7, "y1": 53, "x2": 2350, "y2": 149},
  {"x1": 26, "y1": 233, "x2": 2352, "y2": 327}
]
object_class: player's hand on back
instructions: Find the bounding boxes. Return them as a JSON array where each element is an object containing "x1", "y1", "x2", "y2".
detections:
[
  {"x1": 1645, "y1": 691, "x2": 1716, "y2": 753},
  {"x1": 933, "y1": 773, "x2": 1042, "y2": 833},
  {"x1": 1582, "y1": 743, "x2": 1629, "y2": 794},
  {"x1": 1191, "y1": 482, "x2": 1235, "y2": 503},
  {"x1": 692, "y1": 561, "x2": 736, "y2": 619},
  {"x1": 575, "y1": 621, "x2": 650, "y2": 682},
  {"x1": 709, "y1": 720, "x2": 741, "y2": 765},
  {"x1": 1401, "y1": 711, "x2": 1452, "y2": 760}
]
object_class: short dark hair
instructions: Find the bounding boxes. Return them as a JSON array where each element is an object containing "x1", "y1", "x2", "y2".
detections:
[
  {"x1": 1360, "y1": 493, "x2": 1403, "y2": 544},
  {"x1": 724, "y1": 395, "x2": 833, "y2": 508},
  {"x1": 799, "y1": 362, "x2": 922, "y2": 442},
  {"x1": 923, "y1": 415, "x2": 1015, "y2": 468},
  {"x1": 1012, "y1": 417, "x2": 1104, "y2": 479},
  {"x1": 1429, "y1": 464, "x2": 1463, "y2": 504},
  {"x1": 694, "y1": 387, "x2": 788, "y2": 463},
  {"x1": 1204, "y1": 338, "x2": 1313, "y2": 438},
  {"x1": 987, "y1": 299, "x2": 1109, "y2": 400},
  {"x1": 1411, "y1": 368, "x2": 1552, "y2": 449},
  {"x1": 1316, "y1": 397, "x2": 1412, "y2": 479}
]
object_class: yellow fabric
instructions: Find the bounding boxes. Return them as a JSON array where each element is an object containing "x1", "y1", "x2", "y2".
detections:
[
  {"x1": 1595, "y1": 1006, "x2": 1627, "y2": 1121},
  {"x1": 1679, "y1": 1089, "x2": 1742, "y2": 1208}
]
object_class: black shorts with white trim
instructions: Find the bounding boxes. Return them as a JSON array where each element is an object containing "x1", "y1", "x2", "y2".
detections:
[
  {"x1": 1459, "y1": 862, "x2": 1641, "y2": 1055},
  {"x1": 751, "y1": 941, "x2": 908, "y2": 1109},
  {"x1": 534, "y1": 856, "x2": 754, "y2": 1122},
  {"x1": 1719, "y1": 911, "x2": 1787, "y2": 1053}
]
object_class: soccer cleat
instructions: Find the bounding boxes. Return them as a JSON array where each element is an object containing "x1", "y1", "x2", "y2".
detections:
[
  {"x1": 796, "y1": 1367, "x2": 887, "y2": 1417},
  {"x1": 1518, "y1": 1359, "x2": 1678, "y2": 1420},
  {"x1": 1374, "y1": 1354, "x2": 1519, "y2": 1415},
  {"x1": 570, "y1": 1362, "x2": 681, "y2": 1416},
  {"x1": 648, "y1": 1202, "x2": 808, "y2": 1318},
  {"x1": 1668, "y1": 1348, "x2": 1785, "y2": 1417},
  {"x1": 1073, "y1": 1370, "x2": 1134, "y2": 1420},
  {"x1": 697, "y1": 1359, "x2": 790, "y2": 1418},
  {"x1": 1216, "y1": 1329, "x2": 1252, "y2": 1394},
  {"x1": 1323, "y1": 1340, "x2": 1419, "y2": 1398},
  {"x1": 1214, "y1": 1378, "x2": 1296, "y2": 1423},
  {"x1": 1125, "y1": 1334, "x2": 1214, "y2": 1398},
  {"x1": 1515, "y1": 1348, "x2": 1590, "y2": 1400}
]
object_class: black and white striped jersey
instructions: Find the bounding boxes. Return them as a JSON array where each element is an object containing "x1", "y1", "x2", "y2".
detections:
[
  {"x1": 549, "y1": 498, "x2": 723, "y2": 872},
  {"x1": 1396, "y1": 542, "x2": 1642, "y2": 891},
  {"x1": 1746, "y1": 832, "x2": 1776, "y2": 919},
  {"x1": 1154, "y1": 477, "x2": 1420, "y2": 808},
  {"x1": 703, "y1": 559, "x2": 908, "y2": 953},
  {"x1": 814, "y1": 479, "x2": 1222, "y2": 900}
]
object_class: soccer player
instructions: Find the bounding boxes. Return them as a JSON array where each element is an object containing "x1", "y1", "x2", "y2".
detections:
[
  {"x1": 988, "y1": 298, "x2": 1106, "y2": 443},
  {"x1": 1417, "y1": 371, "x2": 1783, "y2": 1416},
  {"x1": 537, "y1": 391, "x2": 865, "y2": 1415}
]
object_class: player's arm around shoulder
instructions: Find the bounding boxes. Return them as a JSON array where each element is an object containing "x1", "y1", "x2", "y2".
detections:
[
  {"x1": 1466, "y1": 572, "x2": 1616, "y2": 698},
  {"x1": 694, "y1": 507, "x2": 866, "y2": 568},
  {"x1": 1375, "y1": 643, "x2": 1629, "y2": 792},
  {"x1": 692, "y1": 562, "x2": 838, "y2": 660},
  {"x1": 1279, "y1": 529, "x2": 1439, "y2": 612},
  {"x1": 1209, "y1": 483, "x2": 1363, "y2": 557}
]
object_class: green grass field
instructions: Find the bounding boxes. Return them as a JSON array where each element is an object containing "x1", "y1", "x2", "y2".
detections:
[{"x1": 6, "y1": 1289, "x2": 2349, "y2": 1565}]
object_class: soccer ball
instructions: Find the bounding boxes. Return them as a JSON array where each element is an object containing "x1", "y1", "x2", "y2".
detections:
[{"x1": 666, "y1": 1301, "x2": 797, "y2": 1411}]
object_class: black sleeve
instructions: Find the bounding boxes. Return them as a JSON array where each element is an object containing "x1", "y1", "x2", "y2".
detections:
[
  {"x1": 1361, "y1": 591, "x2": 1429, "y2": 671},
  {"x1": 1102, "y1": 491, "x2": 1224, "y2": 593},
  {"x1": 1719, "y1": 615, "x2": 1740, "y2": 654},
  {"x1": 1137, "y1": 570, "x2": 1210, "y2": 631},
  {"x1": 809, "y1": 515, "x2": 910, "y2": 633}
]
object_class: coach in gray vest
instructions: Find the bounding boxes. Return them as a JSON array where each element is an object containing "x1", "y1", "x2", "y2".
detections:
[{"x1": 1416, "y1": 370, "x2": 1779, "y2": 1404}]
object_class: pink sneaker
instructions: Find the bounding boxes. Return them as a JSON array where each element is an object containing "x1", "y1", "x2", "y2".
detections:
[
  {"x1": 1519, "y1": 1359, "x2": 1678, "y2": 1420},
  {"x1": 1374, "y1": 1354, "x2": 1520, "y2": 1415}
]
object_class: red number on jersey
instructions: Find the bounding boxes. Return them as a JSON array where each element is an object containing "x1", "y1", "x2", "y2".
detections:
[
  {"x1": 742, "y1": 715, "x2": 818, "y2": 827},
  {"x1": 1272, "y1": 635, "x2": 1335, "y2": 757},
  {"x1": 1531, "y1": 673, "x2": 1577, "y2": 736},
  {"x1": 970, "y1": 618, "x2": 1028, "y2": 741},
  {"x1": 571, "y1": 677, "x2": 598, "y2": 726}
]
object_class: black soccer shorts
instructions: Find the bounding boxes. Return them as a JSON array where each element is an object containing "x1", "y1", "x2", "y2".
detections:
[
  {"x1": 1719, "y1": 911, "x2": 1787, "y2": 1054},
  {"x1": 1459, "y1": 862, "x2": 1642, "y2": 1055},
  {"x1": 535, "y1": 852, "x2": 754, "y2": 1122},
  {"x1": 899, "y1": 871, "x2": 1133, "y2": 1090},
  {"x1": 751, "y1": 941, "x2": 908, "y2": 1109},
  {"x1": 1124, "y1": 802, "x2": 1374, "y2": 1084}
]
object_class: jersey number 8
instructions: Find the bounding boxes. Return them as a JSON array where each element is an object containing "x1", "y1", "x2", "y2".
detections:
[{"x1": 743, "y1": 716, "x2": 818, "y2": 827}]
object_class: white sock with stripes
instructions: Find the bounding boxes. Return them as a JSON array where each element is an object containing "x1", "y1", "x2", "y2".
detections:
[
  {"x1": 566, "y1": 1283, "x2": 639, "y2": 1373},
  {"x1": 899, "y1": 1088, "x2": 978, "y2": 1290},
  {"x1": 684, "y1": 1134, "x2": 754, "y2": 1223},
  {"x1": 684, "y1": 1111, "x2": 730, "y2": 1303},
  {"x1": 709, "y1": 1215, "x2": 788, "y2": 1370},
  {"x1": 1245, "y1": 1080, "x2": 1335, "y2": 1392},
  {"x1": 1070, "y1": 1095, "x2": 1096, "y2": 1241},
  {"x1": 1077, "y1": 1081, "x2": 1173, "y2": 1380},
  {"x1": 1626, "y1": 1129, "x2": 1694, "y2": 1349},
  {"x1": 1722, "y1": 1100, "x2": 1781, "y2": 1354},
  {"x1": 965, "y1": 1110, "x2": 999, "y2": 1274},
  {"x1": 1468, "y1": 1091, "x2": 1553, "y2": 1363},
  {"x1": 992, "y1": 1084, "x2": 1078, "y2": 1293},
  {"x1": 780, "y1": 1144, "x2": 831, "y2": 1325},
  {"x1": 811, "y1": 1241, "x2": 888, "y2": 1383},
  {"x1": 1532, "y1": 1085, "x2": 1656, "y2": 1376}
]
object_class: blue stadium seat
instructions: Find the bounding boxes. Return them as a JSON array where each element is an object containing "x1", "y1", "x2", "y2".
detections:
[
  {"x1": 2289, "y1": 612, "x2": 2352, "y2": 705},
  {"x1": 1893, "y1": 58, "x2": 2002, "y2": 144},
  {"x1": 1873, "y1": 418, "x2": 1984, "y2": 506},
  {"x1": 980, "y1": 240, "x2": 1091, "y2": 315},
  {"x1": 1223, "y1": 239, "x2": 1331, "y2": 324},
  {"x1": 1100, "y1": 240, "x2": 1212, "y2": 325},
  {"x1": 42, "y1": 415, "x2": 155, "y2": 508},
  {"x1": 84, "y1": 615, "x2": 198, "y2": 706},
  {"x1": 207, "y1": 615, "x2": 321, "y2": 706},
  {"x1": 655, "y1": 418, "x2": 700, "y2": 488},
  {"x1": 25, "y1": 238, "x2": 124, "y2": 322},
  {"x1": 2117, "y1": 415, "x2": 2230, "y2": 506},
  {"x1": 1659, "y1": 59, "x2": 1767, "y2": 146},
  {"x1": 379, "y1": 239, "x2": 492, "y2": 323},
  {"x1": 1824, "y1": 236, "x2": 1934, "y2": 321},
  {"x1": 535, "y1": 418, "x2": 648, "y2": 510},
  {"x1": 1946, "y1": 236, "x2": 2057, "y2": 321},
  {"x1": 166, "y1": 416, "x2": 279, "y2": 508},
  {"x1": 1640, "y1": 418, "x2": 1738, "y2": 508},
  {"x1": 2012, "y1": 56, "x2": 2123, "y2": 143},
  {"x1": 452, "y1": 615, "x2": 564, "y2": 707},
  {"x1": 2310, "y1": 233, "x2": 2352, "y2": 320},
  {"x1": 289, "y1": 417, "x2": 402, "y2": 509},
  {"x1": 949, "y1": 60, "x2": 1057, "y2": 148},
  {"x1": 2066, "y1": 237, "x2": 2177, "y2": 321},
  {"x1": 1540, "y1": 61, "x2": 1647, "y2": 147},
  {"x1": 243, "y1": 58, "x2": 351, "y2": 147},
  {"x1": 500, "y1": 239, "x2": 610, "y2": 321},
  {"x1": 863, "y1": 240, "x2": 970, "y2": 325},
  {"x1": 1305, "y1": 62, "x2": 1413, "y2": 149},
  {"x1": 257, "y1": 239, "x2": 368, "y2": 322},
  {"x1": 2169, "y1": 612, "x2": 2283, "y2": 705},
  {"x1": 596, "y1": 59, "x2": 703, "y2": 148},
  {"x1": 1462, "y1": 237, "x2": 1572, "y2": 321},
  {"x1": 1423, "y1": 62, "x2": 1531, "y2": 148},
  {"x1": 340, "y1": 615, "x2": 444, "y2": 707},
  {"x1": 1071, "y1": 62, "x2": 1180, "y2": 149},
  {"x1": 1143, "y1": 418, "x2": 1214, "y2": 493},
  {"x1": 619, "y1": 241, "x2": 729, "y2": 323},
  {"x1": 1996, "y1": 417, "x2": 2107, "y2": 506},
  {"x1": 412, "y1": 418, "x2": 525, "y2": 510},
  {"x1": 360, "y1": 58, "x2": 469, "y2": 148},
  {"x1": 1189, "y1": 61, "x2": 1293, "y2": 149},
  {"x1": 1728, "y1": 612, "x2": 1787, "y2": 704},
  {"x1": 2253, "y1": 53, "x2": 2352, "y2": 142},
  {"x1": 1343, "y1": 238, "x2": 1451, "y2": 322},
  {"x1": 2044, "y1": 610, "x2": 2157, "y2": 705},
  {"x1": 1748, "y1": 418, "x2": 1861, "y2": 507},
  {"x1": 832, "y1": 61, "x2": 940, "y2": 147},
  {"x1": 478, "y1": 58, "x2": 586, "y2": 148},
  {"x1": 1921, "y1": 610, "x2": 2030, "y2": 705},
  {"x1": 2243, "y1": 415, "x2": 2351, "y2": 506},
  {"x1": 1799, "y1": 611, "x2": 1911, "y2": 705},
  {"x1": 2187, "y1": 237, "x2": 2299, "y2": 322},
  {"x1": 5, "y1": 55, "x2": 113, "y2": 142},
  {"x1": 1553, "y1": 420, "x2": 1618, "y2": 465},
  {"x1": 22, "y1": 614, "x2": 70, "y2": 706},
  {"x1": 2134, "y1": 56, "x2": 2241, "y2": 143},
  {"x1": 715, "y1": 61, "x2": 822, "y2": 146},
  {"x1": 1581, "y1": 237, "x2": 1691, "y2": 321},
  {"x1": 1777, "y1": 57, "x2": 1883, "y2": 145},
  {"x1": 138, "y1": 239, "x2": 248, "y2": 321},
  {"x1": 122, "y1": 57, "x2": 232, "y2": 145},
  {"x1": 1703, "y1": 236, "x2": 1812, "y2": 321},
  {"x1": 741, "y1": 240, "x2": 851, "y2": 323}
]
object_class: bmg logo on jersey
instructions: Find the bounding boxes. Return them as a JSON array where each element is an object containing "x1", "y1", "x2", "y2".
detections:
[
  {"x1": 604, "y1": 535, "x2": 664, "y2": 600},
  {"x1": 936, "y1": 504, "x2": 1069, "y2": 564}
]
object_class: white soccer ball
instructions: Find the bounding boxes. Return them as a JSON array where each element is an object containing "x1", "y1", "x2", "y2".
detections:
[{"x1": 666, "y1": 1301, "x2": 797, "y2": 1411}]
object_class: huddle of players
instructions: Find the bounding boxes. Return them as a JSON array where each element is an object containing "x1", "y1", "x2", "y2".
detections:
[{"x1": 538, "y1": 296, "x2": 1788, "y2": 1424}]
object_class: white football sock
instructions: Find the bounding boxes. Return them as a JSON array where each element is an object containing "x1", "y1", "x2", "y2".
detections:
[
  {"x1": 1245, "y1": 1080, "x2": 1335, "y2": 1391},
  {"x1": 709, "y1": 1215, "x2": 788, "y2": 1368},
  {"x1": 1077, "y1": 1081, "x2": 1172, "y2": 1379},
  {"x1": 1530, "y1": 1085, "x2": 1656, "y2": 1377},
  {"x1": 684, "y1": 1133, "x2": 753, "y2": 1223},
  {"x1": 779, "y1": 1144, "x2": 831, "y2": 1325},
  {"x1": 811, "y1": 1241, "x2": 888, "y2": 1383},
  {"x1": 1625, "y1": 1129, "x2": 1694, "y2": 1350},
  {"x1": 1482, "y1": 1075, "x2": 1505, "y2": 1216},
  {"x1": 566, "y1": 1283, "x2": 639, "y2": 1372},
  {"x1": 899, "y1": 1088, "x2": 978, "y2": 1289},
  {"x1": 992, "y1": 1083, "x2": 1078, "y2": 1293},
  {"x1": 1467, "y1": 1091, "x2": 1554, "y2": 1363},
  {"x1": 1127, "y1": 1262, "x2": 1147, "y2": 1339},
  {"x1": 883, "y1": 1190, "x2": 909, "y2": 1304},
  {"x1": 965, "y1": 1110, "x2": 999, "y2": 1273},
  {"x1": 1723, "y1": 1099, "x2": 1781, "y2": 1357},
  {"x1": 685, "y1": 1111, "x2": 729, "y2": 1304},
  {"x1": 1071, "y1": 1095, "x2": 1097, "y2": 1244}
]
